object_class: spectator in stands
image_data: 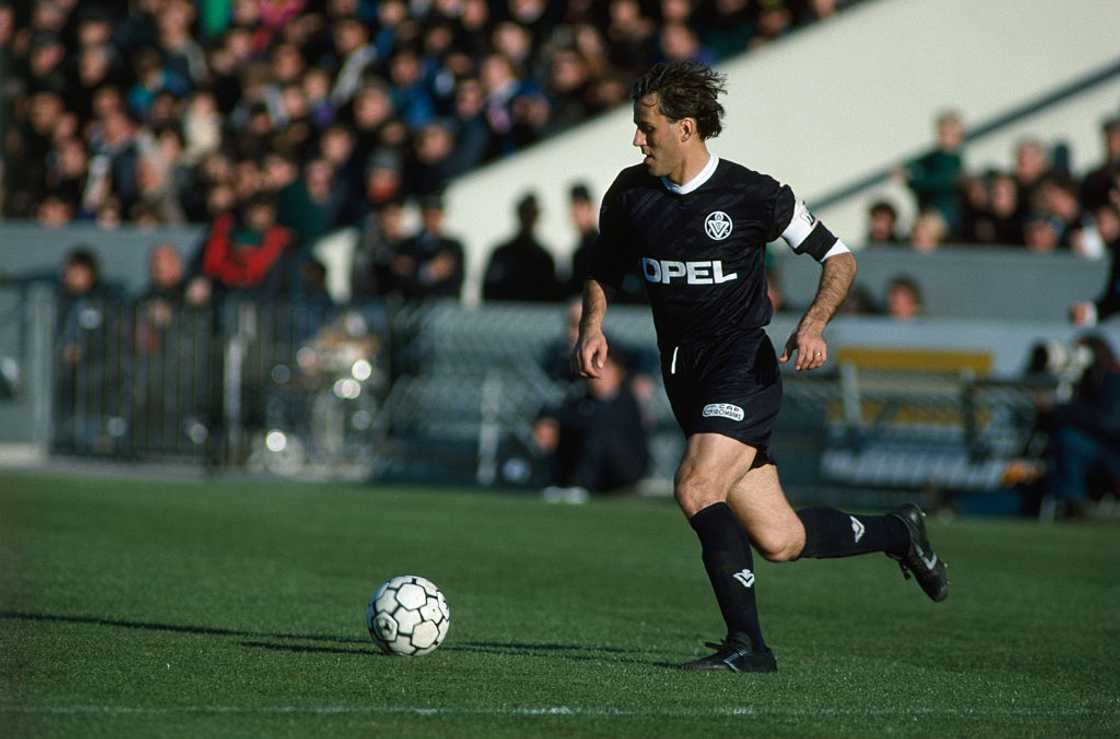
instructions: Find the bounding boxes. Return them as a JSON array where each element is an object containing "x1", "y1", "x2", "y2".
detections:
[
  {"x1": 143, "y1": 243, "x2": 186, "y2": 303},
  {"x1": 1080, "y1": 116, "x2": 1120, "y2": 212},
  {"x1": 450, "y1": 77, "x2": 492, "y2": 174},
  {"x1": 1024, "y1": 214, "x2": 1061, "y2": 253},
  {"x1": 965, "y1": 173, "x2": 1024, "y2": 246},
  {"x1": 89, "y1": 109, "x2": 143, "y2": 217},
  {"x1": 353, "y1": 201, "x2": 407, "y2": 299},
  {"x1": 797, "y1": 0, "x2": 842, "y2": 24},
  {"x1": 277, "y1": 158, "x2": 344, "y2": 253},
  {"x1": 1071, "y1": 206, "x2": 1120, "y2": 326},
  {"x1": 390, "y1": 196, "x2": 465, "y2": 302},
  {"x1": 1035, "y1": 175, "x2": 1086, "y2": 250},
  {"x1": 866, "y1": 200, "x2": 901, "y2": 246},
  {"x1": 136, "y1": 243, "x2": 187, "y2": 355},
  {"x1": 699, "y1": 0, "x2": 752, "y2": 59},
  {"x1": 1040, "y1": 334, "x2": 1120, "y2": 518},
  {"x1": 957, "y1": 175, "x2": 989, "y2": 243},
  {"x1": 886, "y1": 275, "x2": 923, "y2": 321},
  {"x1": 607, "y1": 0, "x2": 657, "y2": 78},
  {"x1": 58, "y1": 247, "x2": 111, "y2": 363},
  {"x1": 408, "y1": 121, "x2": 458, "y2": 197},
  {"x1": 903, "y1": 110, "x2": 965, "y2": 231},
  {"x1": 199, "y1": 193, "x2": 293, "y2": 299},
  {"x1": 540, "y1": 296, "x2": 587, "y2": 383},
  {"x1": 291, "y1": 258, "x2": 336, "y2": 341},
  {"x1": 566, "y1": 183, "x2": 599, "y2": 297},
  {"x1": 44, "y1": 138, "x2": 91, "y2": 221},
  {"x1": 565, "y1": 182, "x2": 645, "y2": 304},
  {"x1": 544, "y1": 49, "x2": 593, "y2": 135},
  {"x1": 483, "y1": 192, "x2": 559, "y2": 302},
  {"x1": 55, "y1": 246, "x2": 117, "y2": 450},
  {"x1": 839, "y1": 283, "x2": 880, "y2": 316},
  {"x1": 329, "y1": 16, "x2": 378, "y2": 107},
  {"x1": 533, "y1": 345, "x2": 651, "y2": 501},
  {"x1": 363, "y1": 149, "x2": 406, "y2": 214},
  {"x1": 909, "y1": 209, "x2": 947, "y2": 253},
  {"x1": 658, "y1": 23, "x2": 715, "y2": 66},
  {"x1": 37, "y1": 196, "x2": 74, "y2": 228},
  {"x1": 1013, "y1": 138, "x2": 1051, "y2": 221},
  {"x1": 754, "y1": 0, "x2": 795, "y2": 47}
]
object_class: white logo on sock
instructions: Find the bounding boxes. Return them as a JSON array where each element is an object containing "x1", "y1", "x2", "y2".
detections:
[
  {"x1": 850, "y1": 516, "x2": 865, "y2": 543},
  {"x1": 732, "y1": 569, "x2": 755, "y2": 589}
]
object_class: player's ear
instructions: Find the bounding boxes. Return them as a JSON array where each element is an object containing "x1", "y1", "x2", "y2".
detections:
[{"x1": 679, "y1": 117, "x2": 697, "y2": 143}]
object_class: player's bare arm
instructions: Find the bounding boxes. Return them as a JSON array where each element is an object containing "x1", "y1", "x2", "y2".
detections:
[
  {"x1": 574, "y1": 278, "x2": 610, "y2": 378},
  {"x1": 780, "y1": 252, "x2": 856, "y2": 372}
]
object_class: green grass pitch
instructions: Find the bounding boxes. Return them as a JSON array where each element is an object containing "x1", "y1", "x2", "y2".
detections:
[{"x1": 1, "y1": 472, "x2": 1117, "y2": 738}]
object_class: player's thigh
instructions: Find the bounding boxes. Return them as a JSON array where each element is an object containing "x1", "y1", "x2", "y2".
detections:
[
  {"x1": 727, "y1": 463, "x2": 805, "y2": 562},
  {"x1": 674, "y1": 432, "x2": 758, "y2": 517}
]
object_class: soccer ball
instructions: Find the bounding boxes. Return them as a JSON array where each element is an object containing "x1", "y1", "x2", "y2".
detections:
[{"x1": 366, "y1": 575, "x2": 450, "y2": 656}]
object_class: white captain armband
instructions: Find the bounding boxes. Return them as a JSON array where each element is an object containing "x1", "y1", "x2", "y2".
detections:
[{"x1": 781, "y1": 199, "x2": 846, "y2": 262}]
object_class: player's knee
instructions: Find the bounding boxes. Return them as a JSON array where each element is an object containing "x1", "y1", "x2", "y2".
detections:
[
  {"x1": 754, "y1": 527, "x2": 805, "y2": 563},
  {"x1": 674, "y1": 470, "x2": 724, "y2": 517}
]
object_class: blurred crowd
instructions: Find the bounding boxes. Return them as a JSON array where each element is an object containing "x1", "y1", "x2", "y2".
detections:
[
  {"x1": 871, "y1": 111, "x2": 1120, "y2": 257},
  {"x1": 1, "y1": 0, "x2": 853, "y2": 232}
]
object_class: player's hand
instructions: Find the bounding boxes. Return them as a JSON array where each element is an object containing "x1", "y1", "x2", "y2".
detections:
[
  {"x1": 573, "y1": 329, "x2": 608, "y2": 379},
  {"x1": 779, "y1": 326, "x2": 828, "y2": 372}
]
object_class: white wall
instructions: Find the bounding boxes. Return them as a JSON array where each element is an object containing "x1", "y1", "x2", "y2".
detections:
[{"x1": 444, "y1": 0, "x2": 1120, "y2": 304}]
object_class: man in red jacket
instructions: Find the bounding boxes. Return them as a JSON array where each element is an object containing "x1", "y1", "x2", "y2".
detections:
[{"x1": 202, "y1": 193, "x2": 293, "y2": 295}]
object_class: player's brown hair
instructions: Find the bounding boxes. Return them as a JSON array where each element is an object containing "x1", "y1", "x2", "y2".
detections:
[{"x1": 631, "y1": 62, "x2": 727, "y2": 140}]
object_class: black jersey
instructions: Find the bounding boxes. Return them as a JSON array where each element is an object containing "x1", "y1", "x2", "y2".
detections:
[{"x1": 591, "y1": 157, "x2": 837, "y2": 350}]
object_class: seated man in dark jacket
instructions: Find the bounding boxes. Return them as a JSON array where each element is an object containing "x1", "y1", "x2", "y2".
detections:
[
  {"x1": 1044, "y1": 334, "x2": 1120, "y2": 516},
  {"x1": 532, "y1": 346, "x2": 650, "y2": 500}
]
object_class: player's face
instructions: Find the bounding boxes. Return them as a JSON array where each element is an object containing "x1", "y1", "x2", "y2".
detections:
[{"x1": 633, "y1": 93, "x2": 684, "y2": 178}]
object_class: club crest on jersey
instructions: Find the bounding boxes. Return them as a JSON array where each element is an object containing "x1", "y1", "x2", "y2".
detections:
[
  {"x1": 702, "y1": 403, "x2": 744, "y2": 421},
  {"x1": 704, "y1": 210, "x2": 733, "y2": 240}
]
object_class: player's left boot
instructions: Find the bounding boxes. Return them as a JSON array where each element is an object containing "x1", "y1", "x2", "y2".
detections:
[
  {"x1": 681, "y1": 640, "x2": 777, "y2": 673},
  {"x1": 887, "y1": 503, "x2": 949, "y2": 602}
]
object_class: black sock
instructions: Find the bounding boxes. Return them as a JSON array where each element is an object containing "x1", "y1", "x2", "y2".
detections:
[
  {"x1": 796, "y1": 507, "x2": 910, "y2": 559},
  {"x1": 689, "y1": 502, "x2": 767, "y2": 652}
]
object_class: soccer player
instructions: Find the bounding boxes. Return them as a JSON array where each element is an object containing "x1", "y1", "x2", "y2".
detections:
[{"x1": 574, "y1": 62, "x2": 949, "y2": 673}]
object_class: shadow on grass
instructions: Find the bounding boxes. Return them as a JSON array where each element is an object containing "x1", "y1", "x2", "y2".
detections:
[
  {"x1": 3, "y1": 610, "x2": 680, "y2": 669},
  {"x1": 0, "y1": 610, "x2": 365, "y2": 645},
  {"x1": 241, "y1": 640, "x2": 373, "y2": 656},
  {"x1": 241, "y1": 639, "x2": 678, "y2": 668},
  {"x1": 443, "y1": 642, "x2": 678, "y2": 668}
]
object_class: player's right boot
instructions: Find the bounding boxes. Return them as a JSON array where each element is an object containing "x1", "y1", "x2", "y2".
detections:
[
  {"x1": 681, "y1": 640, "x2": 777, "y2": 673},
  {"x1": 887, "y1": 503, "x2": 949, "y2": 602}
]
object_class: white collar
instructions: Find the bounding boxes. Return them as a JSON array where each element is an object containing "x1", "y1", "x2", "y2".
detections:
[{"x1": 660, "y1": 154, "x2": 719, "y2": 195}]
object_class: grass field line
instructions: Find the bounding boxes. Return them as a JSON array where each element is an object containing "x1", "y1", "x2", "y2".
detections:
[{"x1": 1, "y1": 704, "x2": 1112, "y2": 719}]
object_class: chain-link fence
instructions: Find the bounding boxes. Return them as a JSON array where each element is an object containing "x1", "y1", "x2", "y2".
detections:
[
  {"x1": 43, "y1": 291, "x2": 390, "y2": 475},
  {"x1": 0, "y1": 286, "x2": 1056, "y2": 492}
]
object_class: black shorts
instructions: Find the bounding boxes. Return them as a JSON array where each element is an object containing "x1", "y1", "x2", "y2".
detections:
[{"x1": 660, "y1": 330, "x2": 782, "y2": 461}]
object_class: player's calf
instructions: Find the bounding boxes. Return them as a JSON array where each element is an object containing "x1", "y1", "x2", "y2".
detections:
[{"x1": 795, "y1": 507, "x2": 910, "y2": 559}]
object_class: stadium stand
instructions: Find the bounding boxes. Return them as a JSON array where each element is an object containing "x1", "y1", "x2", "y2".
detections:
[{"x1": 0, "y1": 0, "x2": 862, "y2": 231}]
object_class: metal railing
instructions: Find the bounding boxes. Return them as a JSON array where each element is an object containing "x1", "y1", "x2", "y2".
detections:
[
  {"x1": 46, "y1": 293, "x2": 390, "y2": 474},
  {"x1": 0, "y1": 289, "x2": 1056, "y2": 491}
]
